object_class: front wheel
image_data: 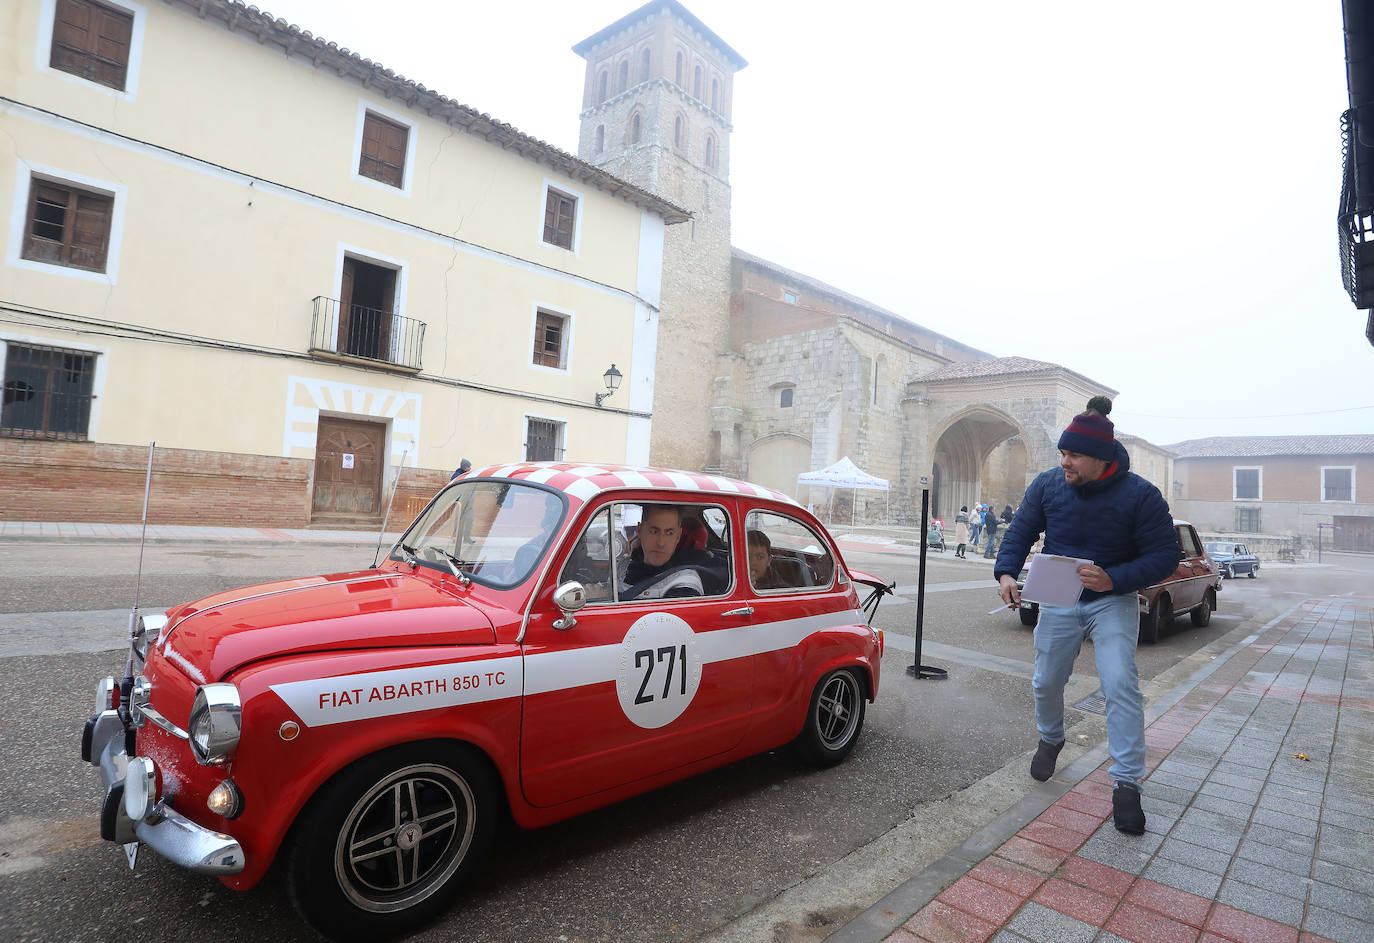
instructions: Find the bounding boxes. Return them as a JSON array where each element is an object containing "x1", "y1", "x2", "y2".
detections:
[
  {"x1": 1222, "y1": 565, "x2": 1233, "y2": 579},
  {"x1": 792, "y1": 669, "x2": 866, "y2": 767},
  {"x1": 286, "y1": 743, "x2": 498, "y2": 942},
  {"x1": 1248, "y1": 567, "x2": 1258, "y2": 579}
]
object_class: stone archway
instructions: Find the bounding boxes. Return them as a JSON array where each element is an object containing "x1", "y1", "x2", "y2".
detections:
[
  {"x1": 931, "y1": 407, "x2": 1027, "y2": 518},
  {"x1": 746, "y1": 433, "x2": 811, "y2": 497}
]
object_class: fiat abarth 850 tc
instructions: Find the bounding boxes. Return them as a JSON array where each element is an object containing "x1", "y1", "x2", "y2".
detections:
[{"x1": 81, "y1": 463, "x2": 889, "y2": 940}]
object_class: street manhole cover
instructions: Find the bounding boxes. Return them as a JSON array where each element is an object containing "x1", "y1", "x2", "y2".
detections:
[{"x1": 1072, "y1": 690, "x2": 1147, "y2": 715}]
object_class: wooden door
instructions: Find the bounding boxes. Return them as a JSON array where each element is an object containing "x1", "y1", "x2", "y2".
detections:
[{"x1": 312, "y1": 417, "x2": 385, "y2": 515}]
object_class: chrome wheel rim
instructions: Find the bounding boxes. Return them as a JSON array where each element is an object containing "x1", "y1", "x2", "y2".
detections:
[
  {"x1": 816, "y1": 672, "x2": 860, "y2": 750},
  {"x1": 334, "y1": 763, "x2": 476, "y2": 913}
]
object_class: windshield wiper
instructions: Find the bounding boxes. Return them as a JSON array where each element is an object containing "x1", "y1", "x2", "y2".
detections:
[
  {"x1": 397, "y1": 543, "x2": 420, "y2": 567},
  {"x1": 430, "y1": 547, "x2": 472, "y2": 585}
]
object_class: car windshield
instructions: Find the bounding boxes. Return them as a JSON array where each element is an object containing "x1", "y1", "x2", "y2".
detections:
[
  {"x1": 392, "y1": 480, "x2": 565, "y2": 588},
  {"x1": 1203, "y1": 542, "x2": 1229, "y2": 554}
]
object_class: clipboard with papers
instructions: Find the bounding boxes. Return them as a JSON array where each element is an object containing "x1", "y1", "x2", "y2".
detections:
[{"x1": 1019, "y1": 553, "x2": 1094, "y2": 608}]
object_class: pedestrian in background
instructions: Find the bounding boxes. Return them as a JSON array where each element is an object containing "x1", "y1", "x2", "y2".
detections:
[
  {"x1": 968, "y1": 504, "x2": 983, "y2": 546},
  {"x1": 954, "y1": 506, "x2": 971, "y2": 558},
  {"x1": 994, "y1": 396, "x2": 1178, "y2": 835},
  {"x1": 450, "y1": 458, "x2": 472, "y2": 481},
  {"x1": 981, "y1": 504, "x2": 1001, "y2": 558}
]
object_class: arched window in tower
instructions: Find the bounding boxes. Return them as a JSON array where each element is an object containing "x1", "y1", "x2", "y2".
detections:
[
  {"x1": 675, "y1": 51, "x2": 683, "y2": 85},
  {"x1": 674, "y1": 115, "x2": 683, "y2": 149},
  {"x1": 597, "y1": 70, "x2": 607, "y2": 103},
  {"x1": 640, "y1": 48, "x2": 651, "y2": 82},
  {"x1": 711, "y1": 77, "x2": 719, "y2": 111},
  {"x1": 704, "y1": 135, "x2": 716, "y2": 169},
  {"x1": 629, "y1": 111, "x2": 641, "y2": 144},
  {"x1": 693, "y1": 64, "x2": 702, "y2": 99},
  {"x1": 595, "y1": 125, "x2": 604, "y2": 153}
]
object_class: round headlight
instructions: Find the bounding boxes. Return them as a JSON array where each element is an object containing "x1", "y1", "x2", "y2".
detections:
[
  {"x1": 124, "y1": 756, "x2": 157, "y2": 821},
  {"x1": 188, "y1": 683, "x2": 241, "y2": 766},
  {"x1": 130, "y1": 614, "x2": 167, "y2": 669}
]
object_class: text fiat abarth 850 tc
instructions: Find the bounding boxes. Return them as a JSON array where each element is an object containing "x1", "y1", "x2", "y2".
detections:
[{"x1": 81, "y1": 463, "x2": 889, "y2": 940}]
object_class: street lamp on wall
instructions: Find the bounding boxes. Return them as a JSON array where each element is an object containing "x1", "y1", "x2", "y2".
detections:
[{"x1": 595, "y1": 364, "x2": 622, "y2": 406}]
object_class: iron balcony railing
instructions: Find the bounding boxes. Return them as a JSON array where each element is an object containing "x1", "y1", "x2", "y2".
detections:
[
  {"x1": 1338, "y1": 109, "x2": 1374, "y2": 319},
  {"x1": 310, "y1": 296, "x2": 425, "y2": 371}
]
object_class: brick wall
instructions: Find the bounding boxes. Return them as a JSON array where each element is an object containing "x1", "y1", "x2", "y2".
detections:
[{"x1": 0, "y1": 440, "x2": 313, "y2": 526}]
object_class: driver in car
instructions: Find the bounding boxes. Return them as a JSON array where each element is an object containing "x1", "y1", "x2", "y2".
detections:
[{"x1": 621, "y1": 504, "x2": 719, "y2": 599}]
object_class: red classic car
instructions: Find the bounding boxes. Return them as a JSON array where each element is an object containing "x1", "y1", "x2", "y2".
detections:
[
  {"x1": 1014, "y1": 520, "x2": 1221, "y2": 644},
  {"x1": 82, "y1": 463, "x2": 887, "y2": 940}
]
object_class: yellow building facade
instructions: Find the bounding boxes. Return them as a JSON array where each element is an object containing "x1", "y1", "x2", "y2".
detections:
[{"x1": 0, "y1": 0, "x2": 685, "y2": 525}]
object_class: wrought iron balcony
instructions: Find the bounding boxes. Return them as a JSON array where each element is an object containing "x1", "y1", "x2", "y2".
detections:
[
  {"x1": 1339, "y1": 110, "x2": 1374, "y2": 342},
  {"x1": 310, "y1": 297, "x2": 425, "y2": 372}
]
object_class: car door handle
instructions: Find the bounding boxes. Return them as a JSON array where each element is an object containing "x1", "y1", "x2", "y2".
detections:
[{"x1": 721, "y1": 606, "x2": 754, "y2": 617}]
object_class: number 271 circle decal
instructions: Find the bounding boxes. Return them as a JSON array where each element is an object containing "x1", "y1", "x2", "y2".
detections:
[{"x1": 615, "y1": 612, "x2": 702, "y2": 729}]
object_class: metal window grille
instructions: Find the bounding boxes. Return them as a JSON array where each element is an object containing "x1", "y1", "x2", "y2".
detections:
[
  {"x1": 1323, "y1": 469, "x2": 1353, "y2": 501},
  {"x1": 1, "y1": 343, "x2": 96, "y2": 440},
  {"x1": 1234, "y1": 469, "x2": 1260, "y2": 500},
  {"x1": 525, "y1": 419, "x2": 564, "y2": 461}
]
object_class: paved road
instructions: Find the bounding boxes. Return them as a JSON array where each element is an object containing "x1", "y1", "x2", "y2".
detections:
[{"x1": 1, "y1": 537, "x2": 1367, "y2": 942}]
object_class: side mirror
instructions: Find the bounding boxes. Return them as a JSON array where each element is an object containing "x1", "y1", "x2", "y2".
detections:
[{"x1": 552, "y1": 581, "x2": 587, "y2": 630}]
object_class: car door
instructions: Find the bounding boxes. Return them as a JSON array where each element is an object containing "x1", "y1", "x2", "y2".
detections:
[
  {"x1": 1169, "y1": 524, "x2": 1209, "y2": 611},
  {"x1": 737, "y1": 508, "x2": 855, "y2": 725},
  {"x1": 518, "y1": 496, "x2": 754, "y2": 808}
]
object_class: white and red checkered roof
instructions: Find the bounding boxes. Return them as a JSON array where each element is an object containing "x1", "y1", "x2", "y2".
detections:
[{"x1": 467, "y1": 462, "x2": 798, "y2": 512}]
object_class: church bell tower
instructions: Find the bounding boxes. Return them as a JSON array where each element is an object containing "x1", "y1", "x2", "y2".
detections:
[{"x1": 573, "y1": 2, "x2": 746, "y2": 471}]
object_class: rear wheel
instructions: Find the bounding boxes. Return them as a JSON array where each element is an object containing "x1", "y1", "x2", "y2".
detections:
[
  {"x1": 286, "y1": 743, "x2": 498, "y2": 942},
  {"x1": 1190, "y1": 591, "x2": 1213, "y2": 627},
  {"x1": 793, "y1": 669, "x2": 866, "y2": 767}
]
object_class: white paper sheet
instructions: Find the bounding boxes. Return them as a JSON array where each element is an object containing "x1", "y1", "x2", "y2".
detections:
[{"x1": 1020, "y1": 553, "x2": 1094, "y2": 608}]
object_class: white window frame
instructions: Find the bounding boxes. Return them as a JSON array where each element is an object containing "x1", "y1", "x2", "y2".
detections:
[
  {"x1": 1320, "y1": 465, "x2": 1355, "y2": 502},
  {"x1": 350, "y1": 100, "x2": 417, "y2": 197},
  {"x1": 782, "y1": 289, "x2": 798, "y2": 305},
  {"x1": 523, "y1": 413, "x2": 567, "y2": 463},
  {"x1": 538, "y1": 180, "x2": 583, "y2": 255},
  {"x1": 7, "y1": 162, "x2": 128, "y2": 283},
  {"x1": 36, "y1": 0, "x2": 148, "y2": 102},
  {"x1": 0, "y1": 330, "x2": 110, "y2": 440},
  {"x1": 1232, "y1": 465, "x2": 1262, "y2": 502},
  {"x1": 527, "y1": 303, "x2": 575, "y2": 376}
]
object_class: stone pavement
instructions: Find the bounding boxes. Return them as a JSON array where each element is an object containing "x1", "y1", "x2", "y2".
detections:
[{"x1": 830, "y1": 595, "x2": 1374, "y2": 943}]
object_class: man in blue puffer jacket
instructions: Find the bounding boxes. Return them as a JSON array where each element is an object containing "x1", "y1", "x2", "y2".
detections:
[{"x1": 995, "y1": 396, "x2": 1178, "y2": 835}]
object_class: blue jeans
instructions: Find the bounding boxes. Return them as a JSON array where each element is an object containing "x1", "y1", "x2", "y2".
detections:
[
  {"x1": 1032, "y1": 594, "x2": 1145, "y2": 787},
  {"x1": 969, "y1": 524, "x2": 982, "y2": 544}
]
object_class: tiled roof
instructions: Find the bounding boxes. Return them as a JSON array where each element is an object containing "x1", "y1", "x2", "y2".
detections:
[
  {"x1": 1165, "y1": 435, "x2": 1374, "y2": 458},
  {"x1": 731, "y1": 249, "x2": 991, "y2": 360},
  {"x1": 916, "y1": 357, "x2": 1116, "y2": 397},
  {"x1": 174, "y1": 1, "x2": 689, "y2": 223}
]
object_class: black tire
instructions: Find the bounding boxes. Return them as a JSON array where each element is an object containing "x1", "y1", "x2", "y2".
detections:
[
  {"x1": 1190, "y1": 591, "x2": 1213, "y2": 627},
  {"x1": 1019, "y1": 604, "x2": 1039, "y2": 627},
  {"x1": 1248, "y1": 567, "x2": 1258, "y2": 579},
  {"x1": 285, "y1": 743, "x2": 498, "y2": 942},
  {"x1": 792, "y1": 668, "x2": 866, "y2": 767},
  {"x1": 1139, "y1": 595, "x2": 1171, "y2": 645},
  {"x1": 1222, "y1": 565, "x2": 1233, "y2": 580}
]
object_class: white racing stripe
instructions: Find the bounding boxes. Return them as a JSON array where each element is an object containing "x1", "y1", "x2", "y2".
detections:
[{"x1": 271, "y1": 609, "x2": 869, "y2": 727}]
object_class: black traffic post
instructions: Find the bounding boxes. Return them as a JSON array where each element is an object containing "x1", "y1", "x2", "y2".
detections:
[{"x1": 907, "y1": 477, "x2": 947, "y2": 680}]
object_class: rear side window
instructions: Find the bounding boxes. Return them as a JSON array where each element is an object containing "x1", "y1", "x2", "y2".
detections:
[
  {"x1": 744, "y1": 510, "x2": 835, "y2": 593},
  {"x1": 1177, "y1": 525, "x2": 1200, "y2": 558}
]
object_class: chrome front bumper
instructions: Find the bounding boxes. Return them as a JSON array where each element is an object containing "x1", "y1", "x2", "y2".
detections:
[{"x1": 82, "y1": 687, "x2": 244, "y2": 875}]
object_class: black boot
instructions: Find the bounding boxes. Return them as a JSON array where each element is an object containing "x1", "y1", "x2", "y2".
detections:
[
  {"x1": 1113, "y1": 782, "x2": 1146, "y2": 834},
  {"x1": 1030, "y1": 739, "x2": 1064, "y2": 781}
]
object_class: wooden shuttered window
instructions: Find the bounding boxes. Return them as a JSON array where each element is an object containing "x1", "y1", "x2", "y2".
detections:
[
  {"x1": 359, "y1": 112, "x2": 409, "y2": 188},
  {"x1": 543, "y1": 190, "x2": 576, "y2": 249},
  {"x1": 51, "y1": 0, "x2": 133, "y2": 91},
  {"x1": 532, "y1": 311, "x2": 567, "y2": 368},
  {"x1": 23, "y1": 179, "x2": 113, "y2": 273}
]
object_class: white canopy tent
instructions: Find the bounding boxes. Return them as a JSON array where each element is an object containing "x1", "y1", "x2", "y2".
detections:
[{"x1": 797, "y1": 456, "x2": 890, "y2": 525}]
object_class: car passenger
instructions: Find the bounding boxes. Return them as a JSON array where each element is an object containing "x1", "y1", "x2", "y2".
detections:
[{"x1": 747, "y1": 529, "x2": 783, "y2": 589}]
